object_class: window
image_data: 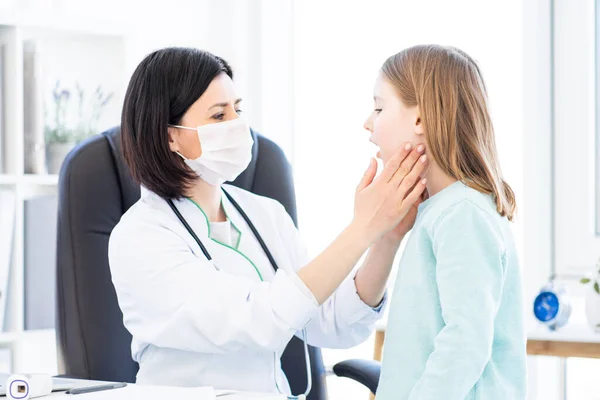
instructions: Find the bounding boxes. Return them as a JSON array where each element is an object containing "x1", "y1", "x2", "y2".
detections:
[
  {"x1": 553, "y1": 0, "x2": 600, "y2": 277},
  {"x1": 596, "y1": 0, "x2": 600, "y2": 237},
  {"x1": 529, "y1": 0, "x2": 600, "y2": 398}
]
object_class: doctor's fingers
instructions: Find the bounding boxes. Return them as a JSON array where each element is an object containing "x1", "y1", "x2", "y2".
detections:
[
  {"x1": 377, "y1": 143, "x2": 414, "y2": 183},
  {"x1": 398, "y1": 177, "x2": 428, "y2": 213},
  {"x1": 356, "y1": 158, "x2": 378, "y2": 193},
  {"x1": 390, "y1": 146, "x2": 427, "y2": 188}
]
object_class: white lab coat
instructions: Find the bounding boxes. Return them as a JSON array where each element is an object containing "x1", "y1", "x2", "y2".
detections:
[{"x1": 108, "y1": 184, "x2": 386, "y2": 393}]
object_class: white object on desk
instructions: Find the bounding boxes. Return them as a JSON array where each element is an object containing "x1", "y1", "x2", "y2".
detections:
[
  {"x1": 0, "y1": 374, "x2": 76, "y2": 397},
  {"x1": 215, "y1": 391, "x2": 286, "y2": 400},
  {"x1": 5, "y1": 373, "x2": 52, "y2": 399}
]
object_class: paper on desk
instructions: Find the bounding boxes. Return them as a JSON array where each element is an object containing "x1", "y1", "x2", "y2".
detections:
[
  {"x1": 215, "y1": 391, "x2": 286, "y2": 399},
  {"x1": 73, "y1": 384, "x2": 215, "y2": 399}
]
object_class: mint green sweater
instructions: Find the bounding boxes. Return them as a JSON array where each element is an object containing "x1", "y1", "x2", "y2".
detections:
[{"x1": 377, "y1": 181, "x2": 526, "y2": 400}]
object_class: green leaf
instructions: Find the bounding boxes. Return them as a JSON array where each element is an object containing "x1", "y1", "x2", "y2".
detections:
[
  {"x1": 594, "y1": 282, "x2": 599, "y2": 294},
  {"x1": 581, "y1": 278, "x2": 592, "y2": 284}
]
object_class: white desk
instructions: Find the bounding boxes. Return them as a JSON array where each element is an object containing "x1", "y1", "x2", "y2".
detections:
[
  {"x1": 44, "y1": 379, "x2": 286, "y2": 400},
  {"x1": 48, "y1": 391, "x2": 284, "y2": 400}
]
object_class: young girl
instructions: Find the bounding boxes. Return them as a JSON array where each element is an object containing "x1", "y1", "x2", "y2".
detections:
[{"x1": 364, "y1": 45, "x2": 526, "y2": 399}]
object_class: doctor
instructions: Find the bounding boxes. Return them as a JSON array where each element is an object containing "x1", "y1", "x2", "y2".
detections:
[{"x1": 108, "y1": 47, "x2": 428, "y2": 396}]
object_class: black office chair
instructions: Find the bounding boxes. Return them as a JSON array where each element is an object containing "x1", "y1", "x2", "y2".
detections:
[{"x1": 55, "y1": 126, "x2": 381, "y2": 399}]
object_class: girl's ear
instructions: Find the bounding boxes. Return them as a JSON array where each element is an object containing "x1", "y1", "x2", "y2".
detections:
[{"x1": 415, "y1": 111, "x2": 425, "y2": 136}]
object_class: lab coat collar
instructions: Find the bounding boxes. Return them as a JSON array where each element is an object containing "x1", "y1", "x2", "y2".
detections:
[
  {"x1": 139, "y1": 184, "x2": 277, "y2": 281},
  {"x1": 140, "y1": 185, "x2": 212, "y2": 239},
  {"x1": 179, "y1": 186, "x2": 248, "y2": 245},
  {"x1": 141, "y1": 184, "x2": 255, "y2": 244},
  {"x1": 140, "y1": 185, "x2": 241, "y2": 242},
  {"x1": 220, "y1": 186, "x2": 246, "y2": 243}
]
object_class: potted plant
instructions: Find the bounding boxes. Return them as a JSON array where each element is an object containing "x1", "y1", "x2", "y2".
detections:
[
  {"x1": 580, "y1": 257, "x2": 600, "y2": 332},
  {"x1": 44, "y1": 81, "x2": 113, "y2": 174},
  {"x1": 45, "y1": 83, "x2": 76, "y2": 175}
]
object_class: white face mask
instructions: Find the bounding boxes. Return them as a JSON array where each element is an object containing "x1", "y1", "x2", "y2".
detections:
[{"x1": 170, "y1": 118, "x2": 254, "y2": 186}]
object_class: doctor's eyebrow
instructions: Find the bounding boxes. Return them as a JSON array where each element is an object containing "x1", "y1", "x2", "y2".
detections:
[{"x1": 208, "y1": 98, "x2": 243, "y2": 110}]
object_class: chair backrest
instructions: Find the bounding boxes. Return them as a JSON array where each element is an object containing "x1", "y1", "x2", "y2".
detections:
[{"x1": 56, "y1": 126, "x2": 327, "y2": 400}]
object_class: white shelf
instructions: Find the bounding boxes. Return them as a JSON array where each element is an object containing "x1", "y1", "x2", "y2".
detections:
[
  {"x1": 0, "y1": 332, "x2": 17, "y2": 347},
  {"x1": 0, "y1": 174, "x2": 59, "y2": 186},
  {"x1": 0, "y1": 7, "x2": 128, "y2": 375},
  {"x1": 20, "y1": 328, "x2": 55, "y2": 342},
  {"x1": 0, "y1": 175, "x2": 17, "y2": 185},
  {"x1": 0, "y1": 330, "x2": 53, "y2": 346},
  {"x1": 21, "y1": 174, "x2": 58, "y2": 186}
]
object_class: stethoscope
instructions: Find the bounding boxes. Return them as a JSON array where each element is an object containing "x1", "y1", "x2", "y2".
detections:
[{"x1": 167, "y1": 188, "x2": 312, "y2": 400}]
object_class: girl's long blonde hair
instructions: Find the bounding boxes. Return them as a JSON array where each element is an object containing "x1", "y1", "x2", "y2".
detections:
[{"x1": 382, "y1": 44, "x2": 516, "y2": 221}]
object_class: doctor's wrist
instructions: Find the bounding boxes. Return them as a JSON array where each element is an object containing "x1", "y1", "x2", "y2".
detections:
[
  {"x1": 346, "y1": 220, "x2": 380, "y2": 248},
  {"x1": 374, "y1": 234, "x2": 404, "y2": 252}
]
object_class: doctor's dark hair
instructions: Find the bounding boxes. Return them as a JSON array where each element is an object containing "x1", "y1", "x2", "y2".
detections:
[{"x1": 121, "y1": 47, "x2": 233, "y2": 199}]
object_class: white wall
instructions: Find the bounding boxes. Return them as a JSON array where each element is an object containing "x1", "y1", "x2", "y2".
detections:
[
  {"x1": 200, "y1": 0, "x2": 295, "y2": 160},
  {"x1": 293, "y1": 0, "x2": 523, "y2": 256}
]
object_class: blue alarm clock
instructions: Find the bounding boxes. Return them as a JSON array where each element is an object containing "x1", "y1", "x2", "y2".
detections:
[{"x1": 533, "y1": 282, "x2": 572, "y2": 330}]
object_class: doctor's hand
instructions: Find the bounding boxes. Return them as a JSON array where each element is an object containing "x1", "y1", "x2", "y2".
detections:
[
  {"x1": 381, "y1": 181, "x2": 429, "y2": 245},
  {"x1": 353, "y1": 143, "x2": 429, "y2": 244}
]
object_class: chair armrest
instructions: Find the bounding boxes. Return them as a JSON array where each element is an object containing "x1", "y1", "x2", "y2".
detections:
[{"x1": 332, "y1": 359, "x2": 381, "y2": 395}]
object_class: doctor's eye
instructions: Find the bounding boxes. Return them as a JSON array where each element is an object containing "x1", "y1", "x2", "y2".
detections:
[{"x1": 212, "y1": 113, "x2": 225, "y2": 121}]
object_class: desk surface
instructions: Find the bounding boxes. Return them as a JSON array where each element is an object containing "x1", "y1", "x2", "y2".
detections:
[
  {"x1": 48, "y1": 392, "x2": 284, "y2": 400},
  {"x1": 45, "y1": 380, "x2": 286, "y2": 400}
]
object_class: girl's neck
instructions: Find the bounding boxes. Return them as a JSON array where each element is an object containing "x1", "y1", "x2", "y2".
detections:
[
  {"x1": 424, "y1": 163, "x2": 458, "y2": 197},
  {"x1": 188, "y1": 179, "x2": 227, "y2": 222}
]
